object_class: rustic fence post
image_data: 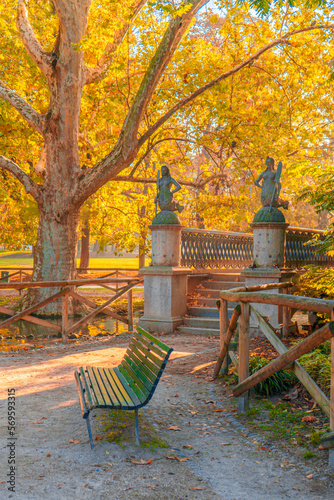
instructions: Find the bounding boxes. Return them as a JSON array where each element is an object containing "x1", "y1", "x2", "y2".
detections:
[
  {"x1": 282, "y1": 286, "x2": 290, "y2": 338},
  {"x1": 220, "y1": 298, "x2": 229, "y2": 374},
  {"x1": 238, "y1": 301, "x2": 250, "y2": 413},
  {"x1": 62, "y1": 291, "x2": 69, "y2": 343},
  {"x1": 127, "y1": 289, "x2": 133, "y2": 332},
  {"x1": 19, "y1": 270, "x2": 22, "y2": 296}
]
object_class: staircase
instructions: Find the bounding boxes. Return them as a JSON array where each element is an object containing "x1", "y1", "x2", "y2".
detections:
[{"x1": 176, "y1": 271, "x2": 245, "y2": 336}]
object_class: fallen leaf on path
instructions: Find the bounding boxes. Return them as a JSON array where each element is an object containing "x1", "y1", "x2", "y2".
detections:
[
  {"x1": 220, "y1": 443, "x2": 231, "y2": 446},
  {"x1": 188, "y1": 410, "x2": 197, "y2": 415},
  {"x1": 166, "y1": 456, "x2": 190, "y2": 462},
  {"x1": 183, "y1": 445, "x2": 193, "y2": 449},
  {"x1": 173, "y1": 394, "x2": 179, "y2": 397},
  {"x1": 306, "y1": 474, "x2": 314, "y2": 479},
  {"x1": 301, "y1": 415, "x2": 317, "y2": 423},
  {"x1": 131, "y1": 458, "x2": 152, "y2": 465},
  {"x1": 32, "y1": 417, "x2": 47, "y2": 424},
  {"x1": 190, "y1": 487, "x2": 202, "y2": 490},
  {"x1": 168, "y1": 426, "x2": 181, "y2": 431},
  {"x1": 146, "y1": 485, "x2": 157, "y2": 489},
  {"x1": 95, "y1": 436, "x2": 102, "y2": 441},
  {"x1": 213, "y1": 409, "x2": 226, "y2": 412},
  {"x1": 241, "y1": 433, "x2": 249, "y2": 437},
  {"x1": 69, "y1": 439, "x2": 80, "y2": 444},
  {"x1": 318, "y1": 446, "x2": 324, "y2": 450},
  {"x1": 46, "y1": 453, "x2": 51, "y2": 457}
]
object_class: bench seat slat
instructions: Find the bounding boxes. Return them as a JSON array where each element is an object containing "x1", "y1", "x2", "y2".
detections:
[
  {"x1": 86, "y1": 366, "x2": 107, "y2": 407},
  {"x1": 102, "y1": 368, "x2": 127, "y2": 409},
  {"x1": 79, "y1": 366, "x2": 98, "y2": 409},
  {"x1": 107, "y1": 368, "x2": 135, "y2": 409},
  {"x1": 124, "y1": 350, "x2": 157, "y2": 385},
  {"x1": 93, "y1": 367, "x2": 120, "y2": 408}
]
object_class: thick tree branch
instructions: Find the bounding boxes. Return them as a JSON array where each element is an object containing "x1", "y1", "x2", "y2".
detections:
[
  {"x1": 0, "y1": 156, "x2": 41, "y2": 201},
  {"x1": 121, "y1": 0, "x2": 207, "y2": 150},
  {"x1": 0, "y1": 81, "x2": 45, "y2": 136},
  {"x1": 85, "y1": 0, "x2": 146, "y2": 85},
  {"x1": 16, "y1": 0, "x2": 52, "y2": 80},
  {"x1": 138, "y1": 23, "x2": 334, "y2": 147},
  {"x1": 76, "y1": 0, "x2": 207, "y2": 203}
]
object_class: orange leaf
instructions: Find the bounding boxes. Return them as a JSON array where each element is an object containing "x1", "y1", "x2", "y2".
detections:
[
  {"x1": 95, "y1": 435, "x2": 102, "y2": 441},
  {"x1": 302, "y1": 415, "x2": 317, "y2": 423},
  {"x1": 213, "y1": 409, "x2": 226, "y2": 412},
  {"x1": 166, "y1": 456, "x2": 190, "y2": 462},
  {"x1": 168, "y1": 426, "x2": 181, "y2": 431},
  {"x1": 46, "y1": 453, "x2": 51, "y2": 457},
  {"x1": 131, "y1": 458, "x2": 152, "y2": 465},
  {"x1": 69, "y1": 439, "x2": 80, "y2": 444},
  {"x1": 190, "y1": 487, "x2": 202, "y2": 490}
]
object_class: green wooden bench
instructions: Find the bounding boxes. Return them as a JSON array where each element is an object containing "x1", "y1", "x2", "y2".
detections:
[{"x1": 74, "y1": 327, "x2": 173, "y2": 448}]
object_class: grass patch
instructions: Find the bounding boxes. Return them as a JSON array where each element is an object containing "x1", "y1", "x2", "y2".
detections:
[
  {"x1": 0, "y1": 255, "x2": 148, "y2": 269},
  {"x1": 95, "y1": 409, "x2": 168, "y2": 449},
  {"x1": 230, "y1": 355, "x2": 297, "y2": 396},
  {"x1": 303, "y1": 451, "x2": 316, "y2": 460}
]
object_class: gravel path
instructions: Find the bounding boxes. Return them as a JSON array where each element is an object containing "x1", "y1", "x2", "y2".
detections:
[{"x1": 1, "y1": 334, "x2": 333, "y2": 499}]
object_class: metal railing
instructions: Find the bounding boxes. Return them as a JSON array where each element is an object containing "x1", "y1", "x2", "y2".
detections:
[{"x1": 181, "y1": 227, "x2": 334, "y2": 269}]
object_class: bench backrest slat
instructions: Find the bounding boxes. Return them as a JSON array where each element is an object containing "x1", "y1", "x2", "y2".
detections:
[
  {"x1": 124, "y1": 349, "x2": 157, "y2": 384},
  {"x1": 119, "y1": 361, "x2": 150, "y2": 398},
  {"x1": 128, "y1": 338, "x2": 165, "y2": 370},
  {"x1": 137, "y1": 326, "x2": 170, "y2": 353},
  {"x1": 113, "y1": 367, "x2": 145, "y2": 406},
  {"x1": 133, "y1": 332, "x2": 167, "y2": 360},
  {"x1": 123, "y1": 352, "x2": 156, "y2": 388}
]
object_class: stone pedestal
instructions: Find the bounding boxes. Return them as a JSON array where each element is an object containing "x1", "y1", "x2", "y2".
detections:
[
  {"x1": 242, "y1": 268, "x2": 287, "y2": 330},
  {"x1": 252, "y1": 222, "x2": 288, "y2": 268},
  {"x1": 243, "y1": 207, "x2": 290, "y2": 333},
  {"x1": 139, "y1": 223, "x2": 190, "y2": 334},
  {"x1": 139, "y1": 266, "x2": 189, "y2": 333}
]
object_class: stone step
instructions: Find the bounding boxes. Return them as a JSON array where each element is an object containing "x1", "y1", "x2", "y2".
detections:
[
  {"x1": 188, "y1": 306, "x2": 219, "y2": 318},
  {"x1": 194, "y1": 288, "x2": 220, "y2": 298},
  {"x1": 183, "y1": 317, "x2": 221, "y2": 329},
  {"x1": 189, "y1": 297, "x2": 220, "y2": 307},
  {"x1": 210, "y1": 273, "x2": 245, "y2": 283},
  {"x1": 201, "y1": 281, "x2": 243, "y2": 290},
  {"x1": 188, "y1": 306, "x2": 235, "y2": 317},
  {"x1": 176, "y1": 325, "x2": 220, "y2": 336}
]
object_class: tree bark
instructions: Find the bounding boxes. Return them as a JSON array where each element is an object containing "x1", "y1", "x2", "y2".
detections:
[
  {"x1": 80, "y1": 218, "x2": 90, "y2": 270},
  {"x1": 24, "y1": 200, "x2": 80, "y2": 315}
]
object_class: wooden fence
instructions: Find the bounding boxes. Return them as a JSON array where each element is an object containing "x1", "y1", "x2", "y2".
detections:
[
  {"x1": 214, "y1": 284, "x2": 334, "y2": 462},
  {"x1": 0, "y1": 275, "x2": 142, "y2": 343}
]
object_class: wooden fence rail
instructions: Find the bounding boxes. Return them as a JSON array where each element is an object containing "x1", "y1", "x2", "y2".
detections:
[
  {"x1": 215, "y1": 284, "x2": 334, "y2": 465},
  {"x1": 0, "y1": 276, "x2": 142, "y2": 342}
]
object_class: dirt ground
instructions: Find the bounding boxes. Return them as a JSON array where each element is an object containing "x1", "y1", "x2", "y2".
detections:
[{"x1": 1, "y1": 333, "x2": 334, "y2": 500}]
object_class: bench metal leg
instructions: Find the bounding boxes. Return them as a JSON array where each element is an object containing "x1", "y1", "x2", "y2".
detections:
[
  {"x1": 135, "y1": 408, "x2": 140, "y2": 445},
  {"x1": 85, "y1": 413, "x2": 94, "y2": 449}
]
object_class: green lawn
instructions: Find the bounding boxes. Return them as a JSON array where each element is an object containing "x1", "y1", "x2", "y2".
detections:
[{"x1": 0, "y1": 253, "x2": 148, "y2": 269}]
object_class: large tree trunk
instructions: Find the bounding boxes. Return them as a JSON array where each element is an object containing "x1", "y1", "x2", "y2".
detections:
[{"x1": 24, "y1": 201, "x2": 80, "y2": 315}]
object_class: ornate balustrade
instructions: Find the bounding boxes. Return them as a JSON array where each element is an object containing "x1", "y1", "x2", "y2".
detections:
[{"x1": 181, "y1": 227, "x2": 334, "y2": 269}]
